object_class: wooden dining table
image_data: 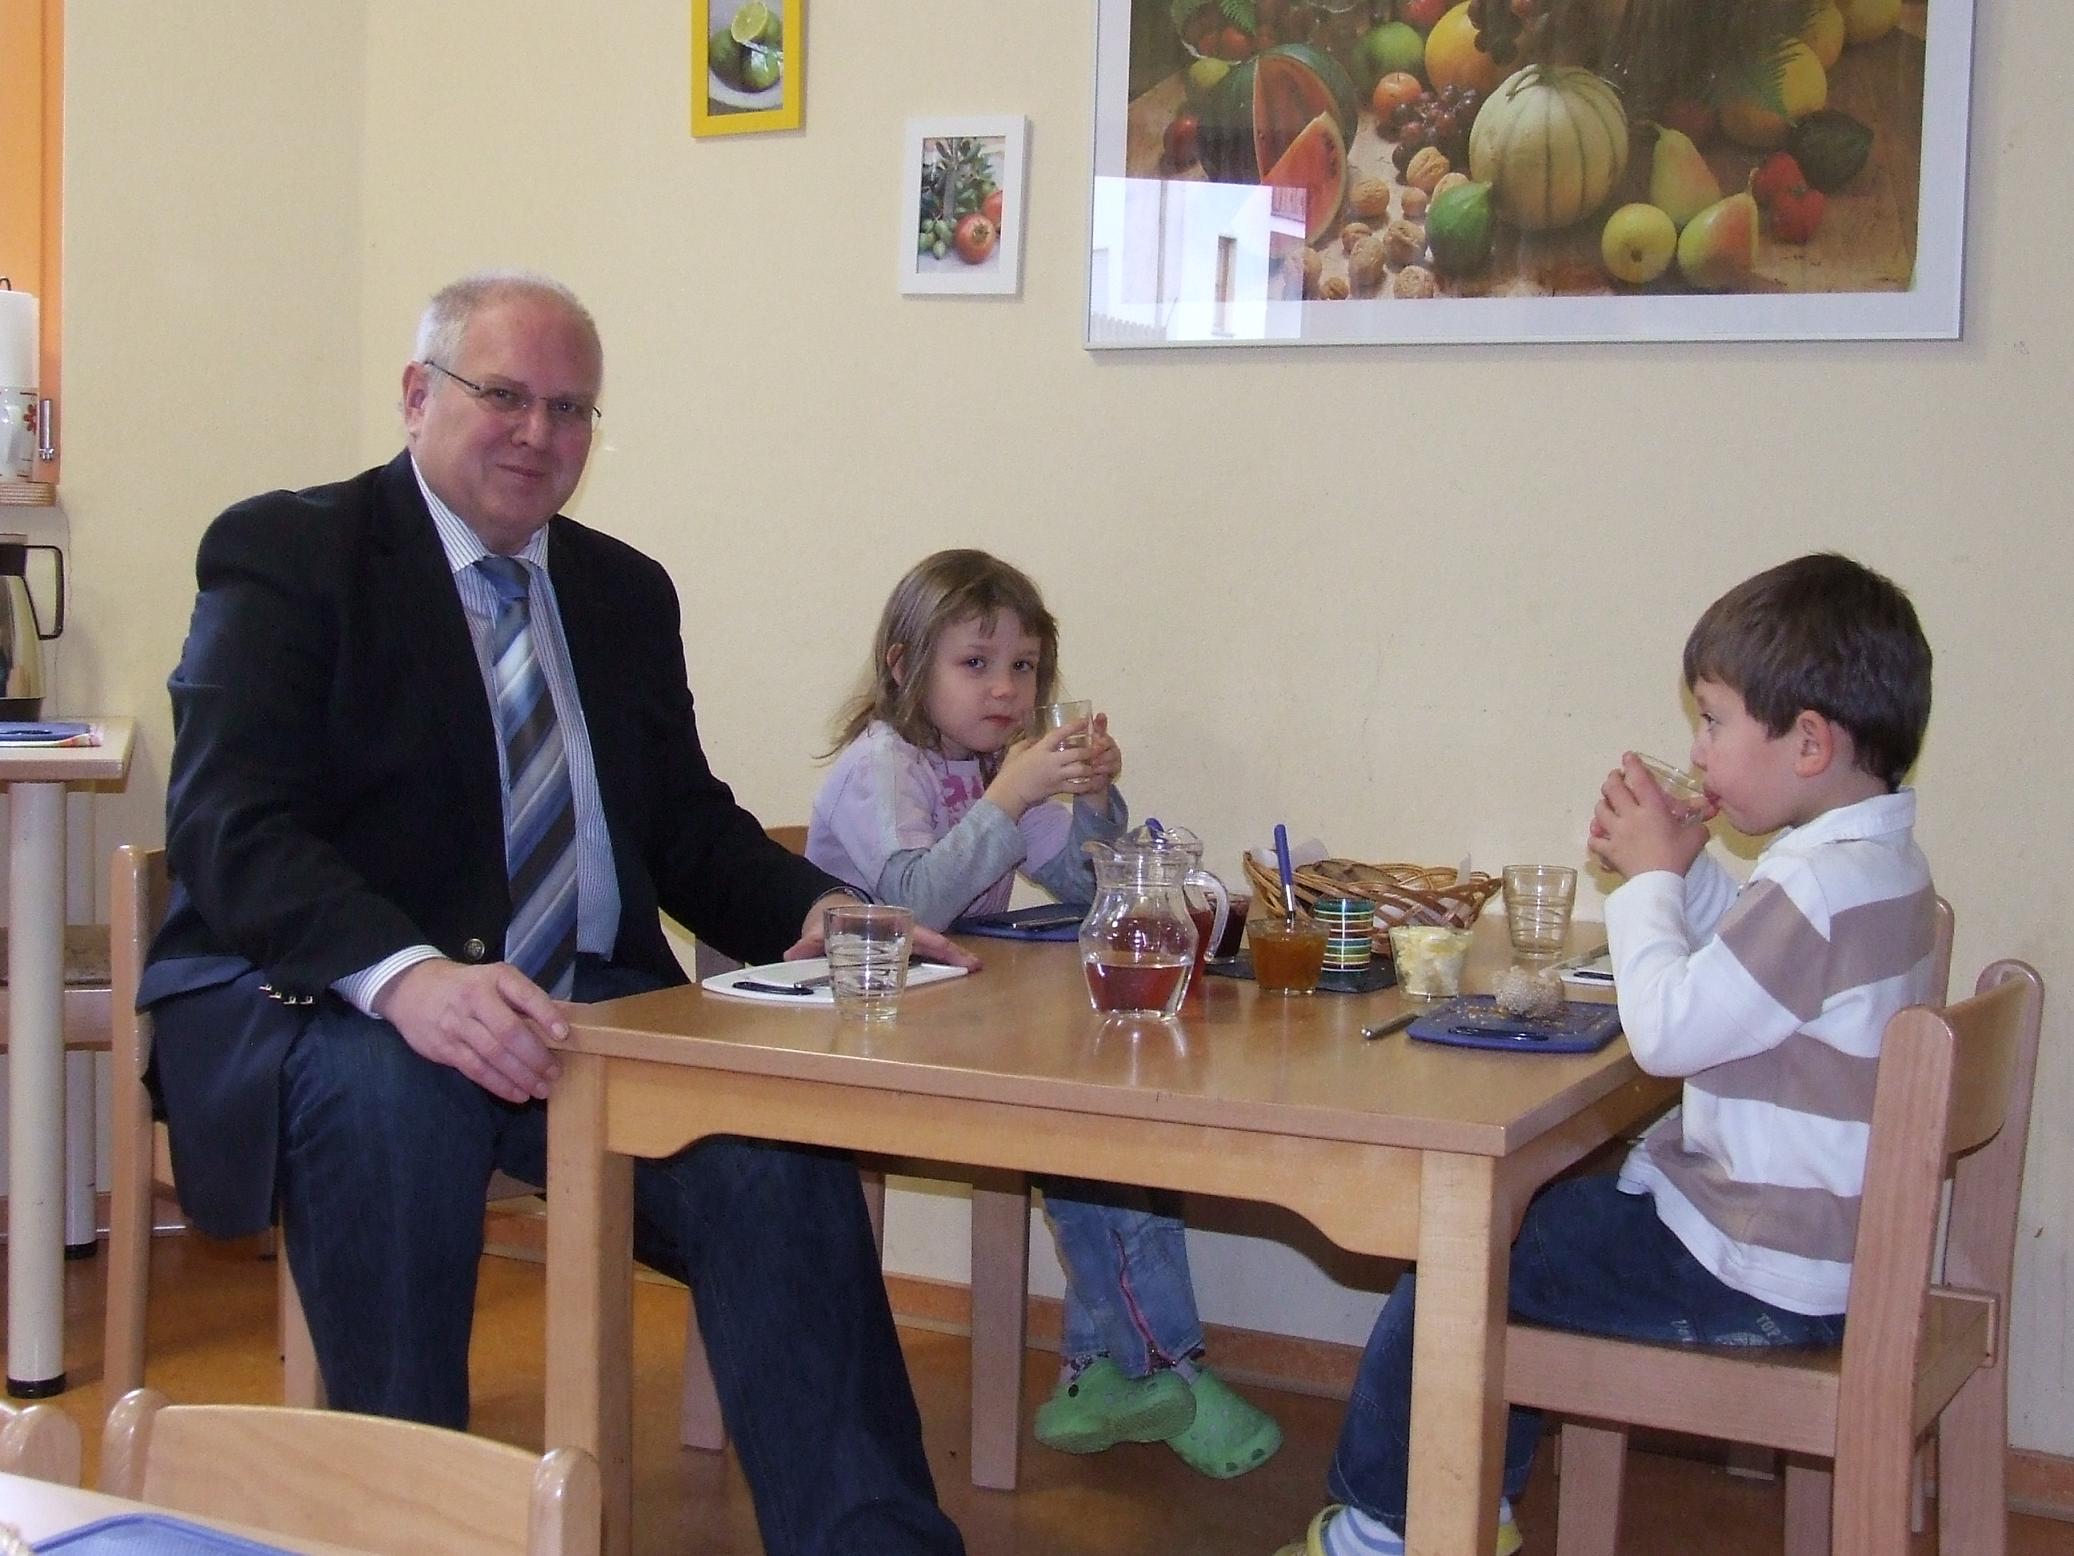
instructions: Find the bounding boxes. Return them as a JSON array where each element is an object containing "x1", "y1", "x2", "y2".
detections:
[{"x1": 544, "y1": 920, "x2": 1674, "y2": 1556}]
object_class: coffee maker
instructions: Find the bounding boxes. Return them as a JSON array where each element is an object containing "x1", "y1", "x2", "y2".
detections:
[{"x1": 0, "y1": 534, "x2": 64, "y2": 718}]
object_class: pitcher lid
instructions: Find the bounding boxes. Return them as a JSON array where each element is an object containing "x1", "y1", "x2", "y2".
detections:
[{"x1": 1123, "y1": 822, "x2": 1201, "y2": 855}]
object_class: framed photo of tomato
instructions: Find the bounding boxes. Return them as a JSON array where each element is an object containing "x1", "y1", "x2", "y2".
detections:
[
  {"x1": 691, "y1": 0, "x2": 803, "y2": 138},
  {"x1": 899, "y1": 116, "x2": 1029, "y2": 296},
  {"x1": 1086, "y1": 0, "x2": 1973, "y2": 347}
]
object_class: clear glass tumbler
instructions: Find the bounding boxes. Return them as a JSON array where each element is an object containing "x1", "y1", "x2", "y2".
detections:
[
  {"x1": 1038, "y1": 700, "x2": 1093, "y2": 749},
  {"x1": 1634, "y1": 753, "x2": 1711, "y2": 824},
  {"x1": 824, "y1": 903, "x2": 914, "y2": 1021},
  {"x1": 1502, "y1": 864, "x2": 1577, "y2": 961}
]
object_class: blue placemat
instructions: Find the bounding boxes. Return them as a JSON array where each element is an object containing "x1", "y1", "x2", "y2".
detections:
[
  {"x1": 36, "y1": 1513, "x2": 296, "y2": 1554},
  {"x1": 1406, "y1": 995, "x2": 1622, "y2": 1053},
  {"x1": 0, "y1": 721, "x2": 95, "y2": 747},
  {"x1": 951, "y1": 905, "x2": 1085, "y2": 942},
  {"x1": 1204, "y1": 952, "x2": 1397, "y2": 995}
]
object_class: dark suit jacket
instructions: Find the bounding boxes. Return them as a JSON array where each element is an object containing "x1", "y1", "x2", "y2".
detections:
[{"x1": 144, "y1": 452, "x2": 838, "y2": 1236}]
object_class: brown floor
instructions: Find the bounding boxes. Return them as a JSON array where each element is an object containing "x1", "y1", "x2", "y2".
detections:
[{"x1": 9, "y1": 1233, "x2": 2071, "y2": 1554}]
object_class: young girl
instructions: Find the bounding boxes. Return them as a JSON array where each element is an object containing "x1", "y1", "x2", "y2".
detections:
[{"x1": 807, "y1": 549, "x2": 1282, "y2": 1479}]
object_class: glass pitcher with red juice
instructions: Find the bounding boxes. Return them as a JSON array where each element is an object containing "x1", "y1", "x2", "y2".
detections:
[
  {"x1": 1079, "y1": 841, "x2": 1219, "y2": 1018},
  {"x1": 1117, "y1": 825, "x2": 1230, "y2": 984}
]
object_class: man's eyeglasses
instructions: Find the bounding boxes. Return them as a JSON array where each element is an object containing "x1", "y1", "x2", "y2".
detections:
[{"x1": 421, "y1": 361, "x2": 601, "y2": 430}]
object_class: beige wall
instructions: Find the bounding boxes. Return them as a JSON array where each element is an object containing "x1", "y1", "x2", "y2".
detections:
[{"x1": 40, "y1": 1, "x2": 2072, "y2": 1455}]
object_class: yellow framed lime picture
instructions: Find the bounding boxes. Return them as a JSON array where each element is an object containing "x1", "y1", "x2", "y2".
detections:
[{"x1": 691, "y1": 0, "x2": 803, "y2": 137}]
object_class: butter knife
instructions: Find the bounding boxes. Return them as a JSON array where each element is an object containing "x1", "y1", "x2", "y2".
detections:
[
  {"x1": 1549, "y1": 942, "x2": 1611, "y2": 975},
  {"x1": 1362, "y1": 1010, "x2": 1420, "y2": 1040}
]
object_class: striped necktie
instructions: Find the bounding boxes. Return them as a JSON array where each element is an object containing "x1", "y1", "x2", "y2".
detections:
[{"x1": 476, "y1": 556, "x2": 577, "y2": 998}]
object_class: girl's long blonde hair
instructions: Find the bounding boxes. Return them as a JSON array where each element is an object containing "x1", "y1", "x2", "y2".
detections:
[{"x1": 828, "y1": 549, "x2": 1061, "y2": 769}]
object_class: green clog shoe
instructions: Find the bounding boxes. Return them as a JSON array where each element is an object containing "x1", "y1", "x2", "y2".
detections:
[
  {"x1": 1166, "y1": 1367, "x2": 1283, "y2": 1479},
  {"x1": 1033, "y1": 1358, "x2": 1196, "y2": 1454}
]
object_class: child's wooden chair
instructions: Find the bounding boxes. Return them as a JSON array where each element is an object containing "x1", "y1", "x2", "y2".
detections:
[
  {"x1": 1504, "y1": 954, "x2": 2044, "y2": 1555},
  {"x1": 0, "y1": 1400, "x2": 81, "y2": 1486},
  {"x1": 103, "y1": 1388, "x2": 597, "y2": 1556},
  {"x1": 103, "y1": 844, "x2": 326, "y2": 1407}
]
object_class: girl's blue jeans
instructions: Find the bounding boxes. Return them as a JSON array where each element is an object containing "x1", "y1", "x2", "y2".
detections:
[
  {"x1": 1040, "y1": 1179, "x2": 1205, "y2": 1377},
  {"x1": 1328, "y1": 1173, "x2": 1847, "y2": 1532}
]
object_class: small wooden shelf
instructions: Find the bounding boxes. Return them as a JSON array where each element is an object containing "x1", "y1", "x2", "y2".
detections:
[{"x1": 0, "y1": 482, "x2": 56, "y2": 507}]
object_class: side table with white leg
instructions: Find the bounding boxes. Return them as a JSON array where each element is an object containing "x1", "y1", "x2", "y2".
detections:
[{"x1": 1, "y1": 718, "x2": 133, "y2": 1397}]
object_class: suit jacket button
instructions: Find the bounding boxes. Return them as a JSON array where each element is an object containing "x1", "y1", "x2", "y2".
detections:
[{"x1": 462, "y1": 938, "x2": 488, "y2": 962}]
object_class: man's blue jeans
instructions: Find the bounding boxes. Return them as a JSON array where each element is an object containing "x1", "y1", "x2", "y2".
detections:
[
  {"x1": 275, "y1": 958, "x2": 963, "y2": 1556},
  {"x1": 1041, "y1": 1180, "x2": 1205, "y2": 1376},
  {"x1": 1326, "y1": 1173, "x2": 1847, "y2": 1532}
]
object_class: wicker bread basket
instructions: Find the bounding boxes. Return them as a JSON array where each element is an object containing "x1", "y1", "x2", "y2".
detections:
[{"x1": 1241, "y1": 854, "x2": 1503, "y2": 952}]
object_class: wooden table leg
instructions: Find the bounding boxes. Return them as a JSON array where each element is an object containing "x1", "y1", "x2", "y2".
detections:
[
  {"x1": 967, "y1": 1177, "x2": 1029, "y2": 1490},
  {"x1": 547, "y1": 1051, "x2": 635, "y2": 1556},
  {"x1": 1406, "y1": 1151, "x2": 1507, "y2": 1556}
]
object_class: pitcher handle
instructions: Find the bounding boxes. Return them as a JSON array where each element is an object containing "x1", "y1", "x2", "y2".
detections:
[
  {"x1": 1186, "y1": 869, "x2": 1228, "y2": 962},
  {"x1": 28, "y1": 542, "x2": 63, "y2": 639}
]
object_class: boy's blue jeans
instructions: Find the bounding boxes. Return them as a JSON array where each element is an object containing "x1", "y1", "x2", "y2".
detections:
[
  {"x1": 1328, "y1": 1173, "x2": 1847, "y2": 1532},
  {"x1": 273, "y1": 958, "x2": 963, "y2": 1556},
  {"x1": 1041, "y1": 1180, "x2": 1205, "y2": 1377}
]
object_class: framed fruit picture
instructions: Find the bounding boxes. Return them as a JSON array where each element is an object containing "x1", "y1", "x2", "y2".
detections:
[
  {"x1": 899, "y1": 116, "x2": 1030, "y2": 296},
  {"x1": 692, "y1": 0, "x2": 803, "y2": 137},
  {"x1": 1084, "y1": 0, "x2": 1973, "y2": 346}
]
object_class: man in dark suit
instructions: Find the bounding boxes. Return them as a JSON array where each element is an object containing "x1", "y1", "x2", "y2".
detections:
[{"x1": 141, "y1": 271, "x2": 970, "y2": 1555}]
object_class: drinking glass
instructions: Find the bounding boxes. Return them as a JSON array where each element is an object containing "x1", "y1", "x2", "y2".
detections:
[
  {"x1": 1038, "y1": 699, "x2": 1093, "y2": 749},
  {"x1": 1502, "y1": 864, "x2": 1577, "y2": 961},
  {"x1": 823, "y1": 903, "x2": 914, "y2": 1021},
  {"x1": 1634, "y1": 753, "x2": 1711, "y2": 824},
  {"x1": 1209, "y1": 891, "x2": 1253, "y2": 960}
]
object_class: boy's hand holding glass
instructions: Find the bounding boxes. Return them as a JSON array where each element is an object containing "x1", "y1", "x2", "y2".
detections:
[{"x1": 1588, "y1": 752, "x2": 1712, "y2": 880}]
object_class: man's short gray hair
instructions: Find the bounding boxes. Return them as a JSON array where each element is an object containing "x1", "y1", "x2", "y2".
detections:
[{"x1": 412, "y1": 270, "x2": 601, "y2": 370}]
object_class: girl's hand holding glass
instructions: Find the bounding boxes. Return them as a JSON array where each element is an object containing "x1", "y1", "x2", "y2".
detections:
[
  {"x1": 1076, "y1": 712, "x2": 1123, "y2": 805},
  {"x1": 986, "y1": 729, "x2": 1094, "y2": 819}
]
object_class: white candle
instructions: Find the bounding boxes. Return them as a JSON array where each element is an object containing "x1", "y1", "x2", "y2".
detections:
[{"x1": 0, "y1": 290, "x2": 38, "y2": 391}]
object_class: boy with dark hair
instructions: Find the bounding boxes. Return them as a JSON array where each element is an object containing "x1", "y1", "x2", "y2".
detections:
[{"x1": 1274, "y1": 552, "x2": 1938, "y2": 1556}]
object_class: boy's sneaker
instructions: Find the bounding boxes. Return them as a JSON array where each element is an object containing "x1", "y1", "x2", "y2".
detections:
[
  {"x1": 1270, "y1": 1500, "x2": 1523, "y2": 1556},
  {"x1": 1164, "y1": 1368, "x2": 1282, "y2": 1479},
  {"x1": 1033, "y1": 1358, "x2": 1196, "y2": 1454}
]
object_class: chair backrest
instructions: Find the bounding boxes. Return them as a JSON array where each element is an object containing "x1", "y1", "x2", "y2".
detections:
[
  {"x1": 102, "y1": 1389, "x2": 599, "y2": 1556},
  {"x1": 1938, "y1": 959, "x2": 2045, "y2": 1314},
  {"x1": 1838, "y1": 960, "x2": 2044, "y2": 1415},
  {"x1": 109, "y1": 844, "x2": 171, "y2": 1078},
  {"x1": 0, "y1": 1400, "x2": 81, "y2": 1486}
]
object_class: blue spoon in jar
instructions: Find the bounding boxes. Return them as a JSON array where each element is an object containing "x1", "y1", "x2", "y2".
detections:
[{"x1": 1272, "y1": 823, "x2": 1299, "y2": 930}]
